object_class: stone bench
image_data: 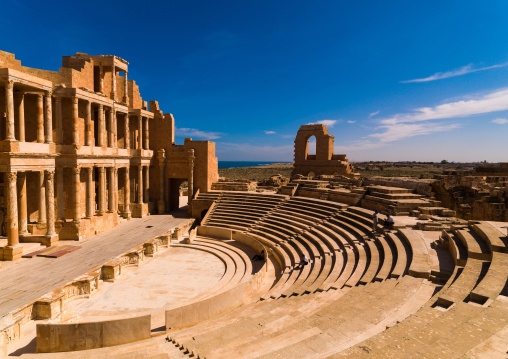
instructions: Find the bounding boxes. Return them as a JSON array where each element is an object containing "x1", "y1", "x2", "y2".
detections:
[
  {"x1": 471, "y1": 222, "x2": 508, "y2": 253},
  {"x1": 384, "y1": 232, "x2": 409, "y2": 278},
  {"x1": 398, "y1": 228, "x2": 431, "y2": 279}
]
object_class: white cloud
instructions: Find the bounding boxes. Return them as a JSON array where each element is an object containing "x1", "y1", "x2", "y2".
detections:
[
  {"x1": 368, "y1": 110, "x2": 380, "y2": 118},
  {"x1": 347, "y1": 120, "x2": 356, "y2": 124},
  {"x1": 381, "y1": 88, "x2": 508, "y2": 125},
  {"x1": 307, "y1": 119, "x2": 337, "y2": 127},
  {"x1": 402, "y1": 62, "x2": 508, "y2": 83},
  {"x1": 492, "y1": 118, "x2": 508, "y2": 125},
  {"x1": 264, "y1": 130, "x2": 276, "y2": 134},
  {"x1": 216, "y1": 142, "x2": 293, "y2": 161},
  {"x1": 369, "y1": 122, "x2": 461, "y2": 143},
  {"x1": 175, "y1": 127, "x2": 224, "y2": 140}
]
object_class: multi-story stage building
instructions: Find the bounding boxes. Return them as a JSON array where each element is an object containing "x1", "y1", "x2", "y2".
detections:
[{"x1": 0, "y1": 50, "x2": 218, "y2": 260}]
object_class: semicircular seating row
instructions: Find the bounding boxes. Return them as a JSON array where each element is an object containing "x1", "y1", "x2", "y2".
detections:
[{"x1": 166, "y1": 191, "x2": 508, "y2": 359}]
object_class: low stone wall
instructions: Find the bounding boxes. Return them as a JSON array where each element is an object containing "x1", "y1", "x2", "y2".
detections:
[{"x1": 36, "y1": 315, "x2": 151, "y2": 353}]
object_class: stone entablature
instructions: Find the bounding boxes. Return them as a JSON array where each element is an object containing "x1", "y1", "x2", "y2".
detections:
[{"x1": 0, "y1": 50, "x2": 219, "y2": 259}]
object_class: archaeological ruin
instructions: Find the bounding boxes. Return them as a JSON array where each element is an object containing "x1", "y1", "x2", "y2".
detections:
[{"x1": 0, "y1": 50, "x2": 507, "y2": 358}]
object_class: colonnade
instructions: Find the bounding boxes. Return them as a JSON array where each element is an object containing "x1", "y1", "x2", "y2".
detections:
[{"x1": 4, "y1": 80, "x2": 151, "y2": 149}]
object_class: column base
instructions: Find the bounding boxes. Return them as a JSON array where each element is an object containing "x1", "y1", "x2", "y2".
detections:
[
  {"x1": 44, "y1": 234, "x2": 59, "y2": 247},
  {"x1": 123, "y1": 211, "x2": 132, "y2": 220},
  {"x1": 131, "y1": 203, "x2": 148, "y2": 218},
  {"x1": 1, "y1": 244, "x2": 23, "y2": 261}
]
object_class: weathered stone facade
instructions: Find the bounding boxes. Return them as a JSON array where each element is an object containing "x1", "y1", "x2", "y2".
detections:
[
  {"x1": 291, "y1": 124, "x2": 358, "y2": 178},
  {"x1": 0, "y1": 50, "x2": 218, "y2": 259}
]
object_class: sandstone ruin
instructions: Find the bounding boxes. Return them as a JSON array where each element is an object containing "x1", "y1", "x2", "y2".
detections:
[{"x1": 0, "y1": 50, "x2": 507, "y2": 359}]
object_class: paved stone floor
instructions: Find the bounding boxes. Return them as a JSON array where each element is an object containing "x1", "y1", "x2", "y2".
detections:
[
  {"x1": 0, "y1": 210, "x2": 193, "y2": 319},
  {"x1": 65, "y1": 246, "x2": 225, "y2": 322}
]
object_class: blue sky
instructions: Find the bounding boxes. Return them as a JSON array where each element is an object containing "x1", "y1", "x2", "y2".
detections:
[{"x1": 2, "y1": 0, "x2": 508, "y2": 162}]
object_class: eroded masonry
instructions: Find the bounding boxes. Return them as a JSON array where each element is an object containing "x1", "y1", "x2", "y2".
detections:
[{"x1": 0, "y1": 51, "x2": 218, "y2": 260}]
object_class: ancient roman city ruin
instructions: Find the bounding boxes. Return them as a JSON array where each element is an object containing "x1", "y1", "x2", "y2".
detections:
[{"x1": 0, "y1": 50, "x2": 507, "y2": 358}]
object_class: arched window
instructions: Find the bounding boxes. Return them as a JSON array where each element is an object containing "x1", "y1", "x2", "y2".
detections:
[{"x1": 306, "y1": 135, "x2": 316, "y2": 160}]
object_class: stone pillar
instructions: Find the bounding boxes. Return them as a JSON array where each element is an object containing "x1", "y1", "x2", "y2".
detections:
[
  {"x1": 57, "y1": 168, "x2": 65, "y2": 221},
  {"x1": 99, "y1": 65, "x2": 104, "y2": 93},
  {"x1": 124, "y1": 167, "x2": 131, "y2": 219},
  {"x1": 73, "y1": 167, "x2": 81, "y2": 223},
  {"x1": 15, "y1": 92, "x2": 25, "y2": 142},
  {"x1": 72, "y1": 97, "x2": 79, "y2": 146},
  {"x1": 98, "y1": 167, "x2": 105, "y2": 215},
  {"x1": 44, "y1": 91, "x2": 53, "y2": 144},
  {"x1": 144, "y1": 165, "x2": 149, "y2": 203},
  {"x1": 125, "y1": 114, "x2": 130, "y2": 149},
  {"x1": 86, "y1": 167, "x2": 94, "y2": 218},
  {"x1": 108, "y1": 108, "x2": 114, "y2": 147},
  {"x1": 5, "y1": 80, "x2": 15, "y2": 141},
  {"x1": 123, "y1": 72, "x2": 128, "y2": 103},
  {"x1": 6, "y1": 171, "x2": 19, "y2": 246},
  {"x1": 137, "y1": 165, "x2": 143, "y2": 203},
  {"x1": 98, "y1": 104, "x2": 105, "y2": 147},
  {"x1": 113, "y1": 167, "x2": 119, "y2": 212},
  {"x1": 138, "y1": 115, "x2": 143, "y2": 150},
  {"x1": 38, "y1": 171, "x2": 46, "y2": 224},
  {"x1": 45, "y1": 170, "x2": 56, "y2": 237},
  {"x1": 111, "y1": 67, "x2": 117, "y2": 101},
  {"x1": 188, "y1": 150, "x2": 195, "y2": 205},
  {"x1": 37, "y1": 94, "x2": 45, "y2": 143},
  {"x1": 144, "y1": 117, "x2": 149, "y2": 150},
  {"x1": 158, "y1": 149, "x2": 165, "y2": 213},
  {"x1": 56, "y1": 97, "x2": 63, "y2": 144},
  {"x1": 85, "y1": 101, "x2": 92, "y2": 146},
  {"x1": 108, "y1": 167, "x2": 114, "y2": 212},
  {"x1": 112, "y1": 109, "x2": 117, "y2": 147},
  {"x1": 17, "y1": 172, "x2": 28, "y2": 235}
]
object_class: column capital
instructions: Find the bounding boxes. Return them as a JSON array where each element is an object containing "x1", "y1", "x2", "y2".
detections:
[
  {"x1": 6, "y1": 171, "x2": 17, "y2": 181},
  {"x1": 98, "y1": 166, "x2": 105, "y2": 173},
  {"x1": 86, "y1": 166, "x2": 93, "y2": 173},
  {"x1": 72, "y1": 96, "x2": 79, "y2": 105},
  {"x1": 37, "y1": 93, "x2": 44, "y2": 101},
  {"x1": 73, "y1": 167, "x2": 81, "y2": 175},
  {"x1": 6, "y1": 79, "x2": 14, "y2": 89},
  {"x1": 45, "y1": 170, "x2": 55, "y2": 179},
  {"x1": 45, "y1": 90, "x2": 52, "y2": 96}
]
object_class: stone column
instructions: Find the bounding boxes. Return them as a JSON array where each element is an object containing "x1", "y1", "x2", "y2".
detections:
[
  {"x1": 108, "y1": 108, "x2": 114, "y2": 147},
  {"x1": 98, "y1": 167, "x2": 105, "y2": 215},
  {"x1": 57, "y1": 167, "x2": 65, "y2": 221},
  {"x1": 111, "y1": 67, "x2": 117, "y2": 101},
  {"x1": 112, "y1": 109, "x2": 117, "y2": 147},
  {"x1": 5, "y1": 80, "x2": 15, "y2": 141},
  {"x1": 124, "y1": 167, "x2": 131, "y2": 219},
  {"x1": 125, "y1": 114, "x2": 130, "y2": 149},
  {"x1": 17, "y1": 172, "x2": 28, "y2": 235},
  {"x1": 123, "y1": 72, "x2": 128, "y2": 103},
  {"x1": 15, "y1": 92, "x2": 25, "y2": 142},
  {"x1": 6, "y1": 171, "x2": 19, "y2": 246},
  {"x1": 98, "y1": 104, "x2": 105, "y2": 147},
  {"x1": 72, "y1": 97, "x2": 79, "y2": 146},
  {"x1": 86, "y1": 167, "x2": 94, "y2": 218},
  {"x1": 45, "y1": 91, "x2": 53, "y2": 144},
  {"x1": 157, "y1": 149, "x2": 165, "y2": 213},
  {"x1": 85, "y1": 101, "x2": 92, "y2": 146},
  {"x1": 137, "y1": 165, "x2": 143, "y2": 203},
  {"x1": 138, "y1": 115, "x2": 143, "y2": 150},
  {"x1": 38, "y1": 171, "x2": 46, "y2": 224},
  {"x1": 56, "y1": 97, "x2": 63, "y2": 144},
  {"x1": 144, "y1": 118, "x2": 149, "y2": 149},
  {"x1": 188, "y1": 149, "x2": 194, "y2": 205},
  {"x1": 113, "y1": 167, "x2": 119, "y2": 212},
  {"x1": 99, "y1": 65, "x2": 104, "y2": 93},
  {"x1": 108, "y1": 167, "x2": 114, "y2": 212},
  {"x1": 45, "y1": 170, "x2": 56, "y2": 237},
  {"x1": 73, "y1": 167, "x2": 81, "y2": 223},
  {"x1": 37, "y1": 94, "x2": 44, "y2": 143},
  {"x1": 144, "y1": 165, "x2": 149, "y2": 203}
]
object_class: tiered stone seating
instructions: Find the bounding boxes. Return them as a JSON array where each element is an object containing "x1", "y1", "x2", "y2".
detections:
[
  {"x1": 361, "y1": 185, "x2": 432, "y2": 215},
  {"x1": 203, "y1": 191, "x2": 289, "y2": 230}
]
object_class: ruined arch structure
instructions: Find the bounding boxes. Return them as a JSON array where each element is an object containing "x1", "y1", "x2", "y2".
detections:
[{"x1": 292, "y1": 124, "x2": 357, "y2": 178}]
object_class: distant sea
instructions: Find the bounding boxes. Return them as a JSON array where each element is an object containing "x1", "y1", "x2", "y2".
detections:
[{"x1": 219, "y1": 161, "x2": 278, "y2": 169}]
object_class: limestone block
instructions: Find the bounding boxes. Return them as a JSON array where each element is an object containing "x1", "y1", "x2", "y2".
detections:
[
  {"x1": 101, "y1": 259, "x2": 122, "y2": 282},
  {"x1": 143, "y1": 238, "x2": 159, "y2": 257},
  {"x1": 1, "y1": 245, "x2": 23, "y2": 261},
  {"x1": 419, "y1": 214, "x2": 431, "y2": 220},
  {"x1": 411, "y1": 210, "x2": 421, "y2": 217},
  {"x1": 173, "y1": 227, "x2": 182, "y2": 241},
  {"x1": 440, "y1": 209, "x2": 456, "y2": 217}
]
